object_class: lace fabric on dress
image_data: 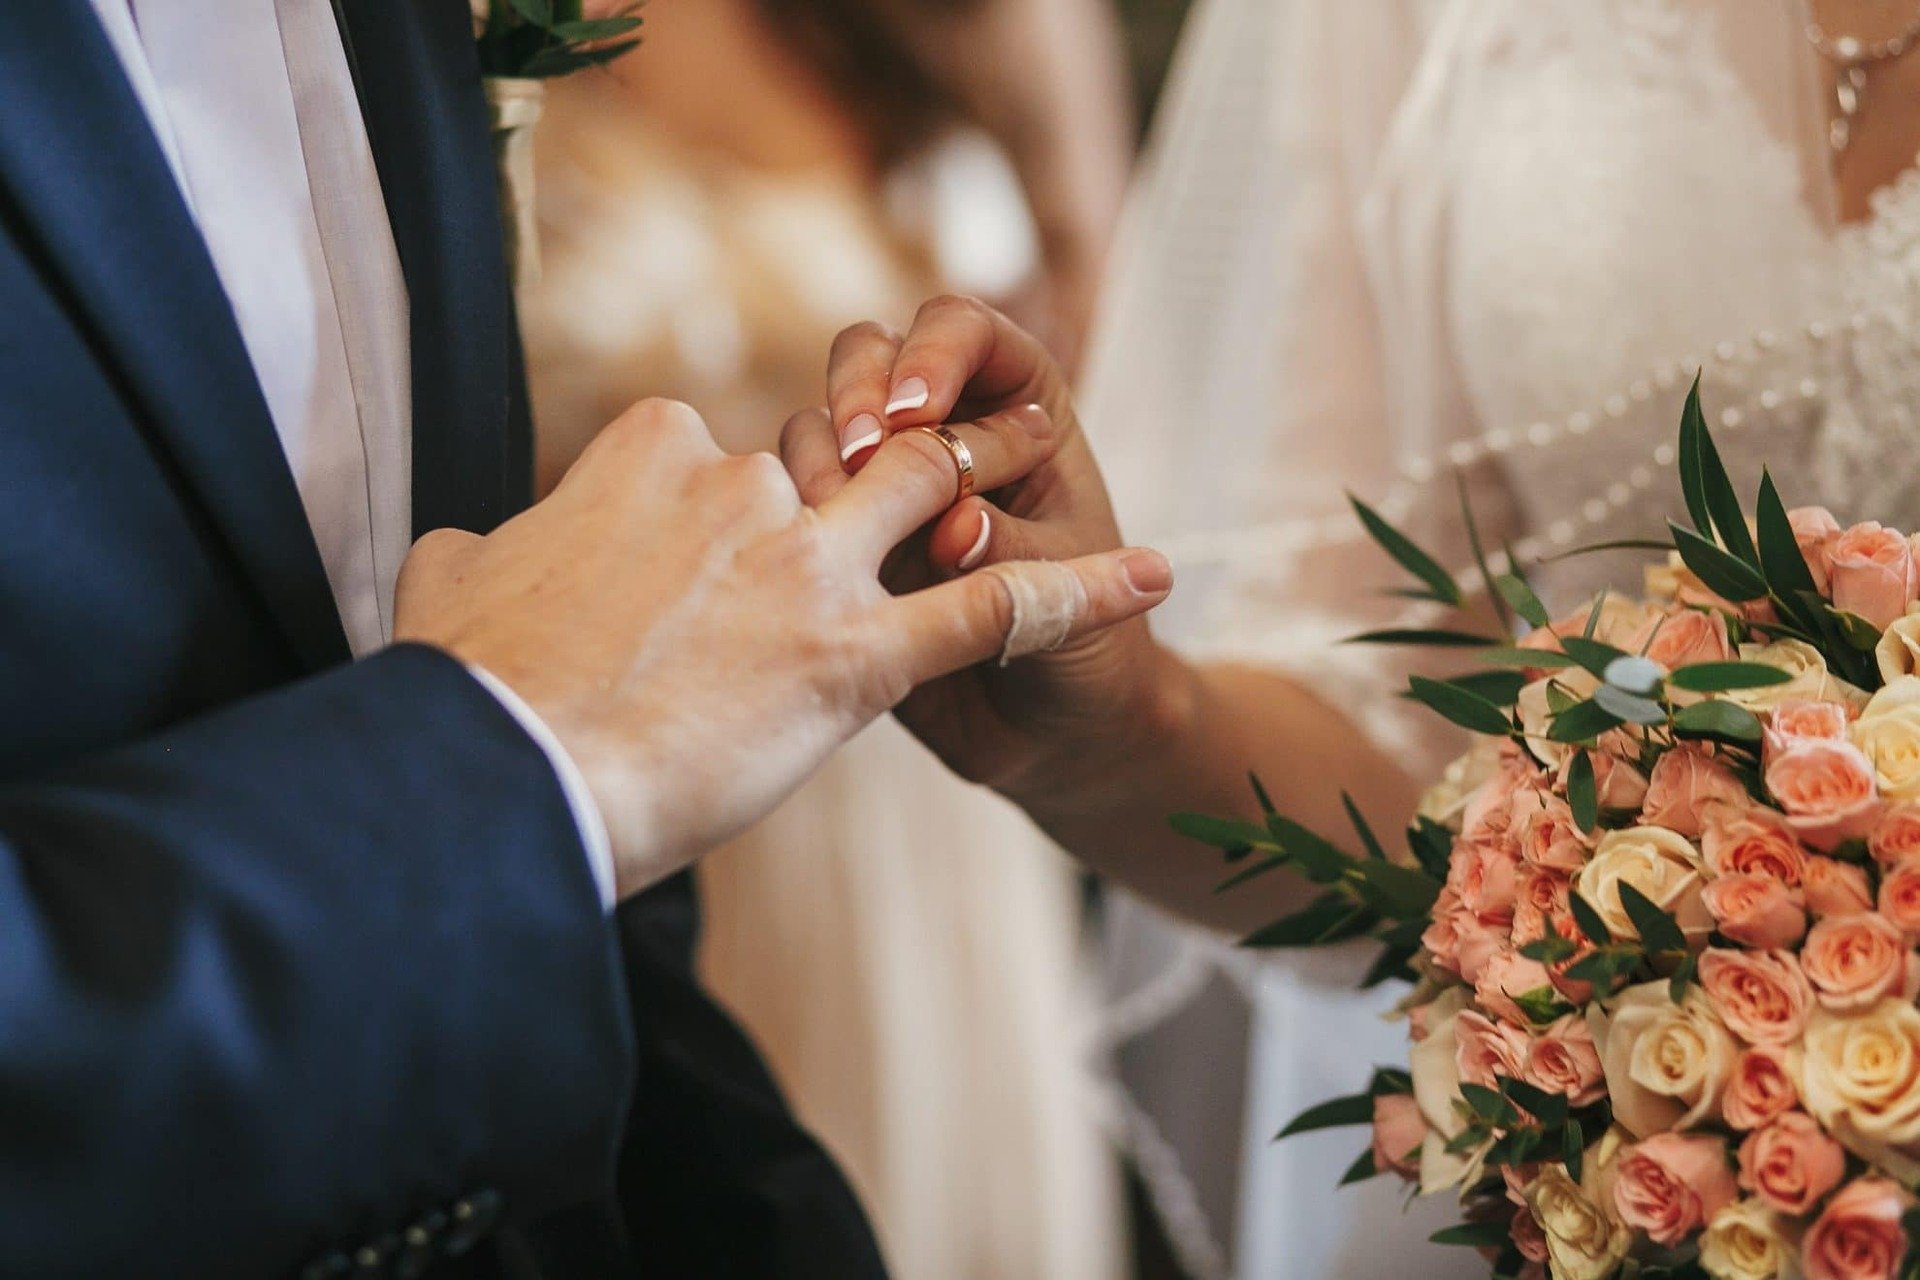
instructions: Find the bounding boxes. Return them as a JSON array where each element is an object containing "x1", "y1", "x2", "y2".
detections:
[{"x1": 1078, "y1": 0, "x2": 1920, "y2": 1273}]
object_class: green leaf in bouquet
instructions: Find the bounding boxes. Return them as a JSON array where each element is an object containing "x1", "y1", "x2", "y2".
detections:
[
  {"x1": 1602, "y1": 654, "x2": 1665, "y2": 696},
  {"x1": 1458, "y1": 471, "x2": 1513, "y2": 634},
  {"x1": 1547, "y1": 698, "x2": 1626, "y2": 744},
  {"x1": 1583, "y1": 588, "x2": 1610, "y2": 640},
  {"x1": 1337, "y1": 1147, "x2": 1381, "y2": 1186},
  {"x1": 1829, "y1": 606, "x2": 1886, "y2": 651},
  {"x1": 1444, "y1": 1124, "x2": 1490, "y2": 1155},
  {"x1": 1671, "y1": 699, "x2": 1764, "y2": 747},
  {"x1": 1213, "y1": 855, "x2": 1287, "y2": 894},
  {"x1": 1276, "y1": 1090, "x2": 1375, "y2": 1139},
  {"x1": 1408, "y1": 817, "x2": 1454, "y2": 881},
  {"x1": 1170, "y1": 813, "x2": 1276, "y2": 858},
  {"x1": 1342, "y1": 792, "x2": 1388, "y2": 861},
  {"x1": 1617, "y1": 881, "x2": 1688, "y2": 954},
  {"x1": 1459, "y1": 1082, "x2": 1522, "y2": 1128},
  {"x1": 1509, "y1": 985, "x2": 1570, "y2": 1027},
  {"x1": 1369, "y1": 1066, "x2": 1415, "y2": 1096},
  {"x1": 1430, "y1": 1221, "x2": 1514, "y2": 1249},
  {"x1": 1593, "y1": 683, "x2": 1668, "y2": 727},
  {"x1": 1756, "y1": 470, "x2": 1822, "y2": 614},
  {"x1": 1347, "y1": 627, "x2": 1500, "y2": 648},
  {"x1": 1350, "y1": 495, "x2": 1463, "y2": 606},
  {"x1": 1241, "y1": 893, "x2": 1375, "y2": 949},
  {"x1": 1559, "y1": 635, "x2": 1632, "y2": 677},
  {"x1": 1676, "y1": 371, "x2": 1715, "y2": 537},
  {"x1": 1498, "y1": 1075, "x2": 1570, "y2": 1128},
  {"x1": 1360, "y1": 946, "x2": 1421, "y2": 990},
  {"x1": 1562, "y1": 1118, "x2": 1585, "y2": 1183},
  {"x1": 1545, "y1": 682, "x2": 1578, "y2": 715},
  {"x1": 1431, "y1": 670, "x2": 1529, "y2": 707},
  {"x1": 547, "y1": 16, "x2": 643, "y2": 41},
  {"x1": 1519, "y1": 918, "x2": 1580, "y2": 966},
  {"x1": 1671, "y1": 521, "x2": 1769, "y2": 602},
  {"x1": 1347, "y1": 859, "x2": 1443, "y2": 918},
  {"x1": 507, "y1": 0, "x2": 555, "y2": 25},
  {"x1": 1562, "y1": 946, "x2": 1640, "y2": 989},
  {"x1": 1473, "y1": 645, "x2": 1581, "y2": 670},
  {"x1": 1668, "y1": 951, "x2": 1699, "y2": 1004},
  {"x1": 1407, "y1": 675, "x2": 1514, "y2": 736},
  {"x1": 1568, "y1": 891, "x2": 1614, "y2": 946},
  {"x1": 1248, "y1": 772, "x2": 1278, "y2": 816},
  {"x1": 1567, "y1": 751, "x2": 1599, "y2": 834},
  {"x1": 1495, "y1": 573, "x2": 1552, "y2": 629},
  {"x1": 1266, "y1": 814, "x2": 1355, "y2": 882},
  {"x1": 1541, "y1": 537, "x2": 1678, "y2": 564},
  {"x1": 1665, "y1": 661, "x2": 1796, "y2": 693}
]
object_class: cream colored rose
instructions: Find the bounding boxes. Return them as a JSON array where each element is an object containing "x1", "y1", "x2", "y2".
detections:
[
  {"x1": 1852, "y1": 676, "x2": 1920, "y2": 803},
  {"x1": 1801, "y1": 999, "x2": 1920, "y2": 1182},
  {"x1": 1876, "y1": 607, "x2": 1920, "y2": 683},
  {"x1": 1417, "y1": 738, "x2": 1506, "y2": 829},
  {"x1": 1699, "y1": 1198, "x2": 1799, "y2": 1280},
  {"x1": 1728, "y1": 641, "x2": 1866, "y2": 715},
  {"x1": 1518, "y1": 671, "x2": 1600, "y2": 770},
  {"x1": 1592, "y1": 983, "x2": 1739, "y2": 1136},
  {"x1": 1407, "y1": 988, "x2": 1489, "y2": 1193},
  {"x1": 1575, "y1": 826, "x2": 1712, "y2": 942},
  {"x1": 1525, "y1": 1163, "x2": 1631, "y2": 1280}
]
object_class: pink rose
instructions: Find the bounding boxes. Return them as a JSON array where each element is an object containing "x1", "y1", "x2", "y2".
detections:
[
  {"x1": 1463, "y1": 767, "x2": 1536, "y2": 840},
  {"x1": 1791, "y1": 507, "x2": 1844, "y2": 593},
  {"x1": 1771, "y1": 698, "x2": 1854, "y2": 752},
  {"x1": 1829, "y1": 522, "x2": 1919, "y2": 630},
  {"x1": 1514, "y1": 795, "x2": 1591, "y2": 874},
  {"x1": 1509, "y1": 1205, "x2": 1550, "y2": 1265},
  {"x1": 1454, "y1": 1010, "x2": 1532, "y2": 1090},
  {"x1": 1800, "y1": 913, "x2": 1920, "y2": 1011},
  {"x1": 1701, "y1": 873, "x2": 1808, "y2": 949},
  {"x1": 1450, "y1": 834, "x2": 1522, "y2": 923},
  {"x1": 1768, "y1": 740, "x2": 1884, "y2": 851},
  {"x1": 1612, "y1": 1133, "x2": 1738, "y2": 1246},
  {"x1": 1644, "y1": 746, "x2": 1750, "y2": 838},
  {"x1": 1724, "y1": 1044, "x2": 1802, "y2": 1130},
  {"x1": 1702, "y1": 803, "x2": 1808, "y2": 886},
  {"x1": 1869, "y1": 805, "x2": 1920, "y2": 867},
  {"x1": 1370, "y1": 1093, "x2": 1426, "y2": 1180},
  {"x1": 1525, "y1": 1013, "x2": 1605, "y2": 1107},
  {"x1": 1802, "y1": 1177, "x2": 1913, "y2": 1280},
  {"x1": 1420, "y1": 887, "x2": 1470, "y2": 976},
  {"x1": 1454, "y1": 920, "x2": 1502, "y2": 986},
  {"x1": 1805, "y1": 856, "x2": 1876, "y2": 917},
  {"x1": 1738, "y1": 1112, "x2": 1847, "y2": 1215},
  {"x1": 1878, "y1": 860, "x2": 1920, "y2": 937},
  {"x1": 1571, "y1": 745, "x2": 1650, "y2": 812},
  {"x1": 1632, "y1": 607, "x2": 1735, "y2": 671},
  {"x1": 1697, "y1": 949, "x2": 1815, "y2": 1046},
  {"x1": 1475, "y1": 950, "x2": 1556, "y2": 1027}
]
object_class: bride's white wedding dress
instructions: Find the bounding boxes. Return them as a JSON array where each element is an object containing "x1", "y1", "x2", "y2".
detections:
[{"x1": 1081, "y1": 0, "x2": 1920, "y2": 1274}]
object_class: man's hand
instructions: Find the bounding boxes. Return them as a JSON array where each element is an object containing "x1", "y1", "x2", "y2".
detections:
[
  {"x1": 788, "y1": 296, "x2": 1183, "y2": 815},
  {"x1": 395, "y1": 397, "x2": 1169, "y2": 898}
]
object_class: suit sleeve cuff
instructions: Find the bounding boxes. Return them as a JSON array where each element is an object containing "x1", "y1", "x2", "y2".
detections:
[{"x1": 463, "y1": 664, "x2": 616, "y2": 910}]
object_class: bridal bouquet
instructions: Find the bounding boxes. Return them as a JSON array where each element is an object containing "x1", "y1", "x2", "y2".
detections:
[{"x1": 1179, "y1": 383, "x2": 1920, "y2": 1280}]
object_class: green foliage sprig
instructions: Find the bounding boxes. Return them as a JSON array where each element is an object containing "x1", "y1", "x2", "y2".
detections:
[{"x1": 476, "y1": 0, "x2": 643, "y2": 79}]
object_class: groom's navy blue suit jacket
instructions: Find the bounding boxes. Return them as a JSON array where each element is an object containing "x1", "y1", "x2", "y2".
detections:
[{"x1": 0, "y1": 3, "x2": 885, "y2": 1276}]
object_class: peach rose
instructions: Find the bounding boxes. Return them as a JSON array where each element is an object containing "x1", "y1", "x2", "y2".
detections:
[
  {"x1": 1737, "y1": 1112, "x2": 1847, "y2": 1217},
  {"x1": 1767, "y1": 740, "x2": 1884, "y2": 851},
  {"x1": 1878, "y1": 860, "x2": 1920, "y2": 937},
  {"x1": 1724, "y1": 1044, "x2": 1803, "y2": 1131},
  {"x1": 1509, "y1": 1204, "x2": 1550, "y2": 1265},
  {"x1": 1632, "y1": 607, "x2": 1736, "y2": 672},
  {"x1": 1561, "y1": 746, "x2": 1650, "y2": 813},
  {"x1": 1703, "y1": 804, "x2": 1809, "y2": 886},
  {"x1": 1774, "y1": 698, "x2": 1854, "y2": 745},
  {"x1": 1697, "y1": 949, "x2": 1815, "y2": 1046},
  {"x1": 1850, "y1": 676, "x2": 1920, "y2": 804},
  {"x1": 1801, "y1": 1177, "x2": 1913, "y2": 1280},
  {"x1": 1829, "y1": 522, "x2": 1919, "y2": 631},
  {"x1": 1454, "y1": 1009, "x2": 1533, "y2": 1089},
  {"x1": 1869, "y1": 806, "x2": 1920, "y2": 867},
  {"x1": 1802, "y1": 1001, "x2": 1920, "y2": 1181},
  {"x1": 1804, "y1": 856, "x2": 1875, "y2": 917},
  {"x1": 1702, "y1": 874, "x2": 1809, "y2": 950},
  {"x1": 1371, "y1": 1093, "x2": 1426, "y2": 1180},
  {"x1": 1513, "y1": 866, "x2": 1577, "y2": 948},
  {"x1": 1454, "y1": 918, "x2": 1503, "y2": 986},
  {"x1": 1801, "y1": 913, "x2": 1919, "y2": 1012},
  {"x1": 1612, "y1": 1132, "x2": 1738, "y2": 1246},
  {"x1": 1593, "y1": 983, "x2": 1739, "y2": 1136},
  {"x1": 1527, "y1": 1013, "x2": 1606, "y2": 1107},
  {"x1": 1420, "y1": 888, "x2": 1469, "y2": 975},
  {"x1": 1701, "y1": 1197, "x2": 1800, "y2": 1280},
  {"x1": 1791, "y1": 506, "x2": 1844, "y2": 593},
  {"x1": 1575, "y1": 825, "x2": 1712, "y2": 943},
  {"x1": 1515, "y1": 794, "x2": 1592, "y2": 874},
  {"x1": 1475, "y1": 950, "x2": 1557, "y2": 1027},
  {"x1": 1644, "y1": 746, "x2": 1750, "y2": 838},
  {"x1": 1450, "y1": 833, "x2": 1522, "y2": 923}
]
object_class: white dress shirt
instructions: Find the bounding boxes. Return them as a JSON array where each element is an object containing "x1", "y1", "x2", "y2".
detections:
[{"x1": 89, "y1": 0, "x2": 614, "y2": 905}]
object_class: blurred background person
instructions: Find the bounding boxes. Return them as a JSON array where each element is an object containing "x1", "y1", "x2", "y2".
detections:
[{"x1": 519, "y1": 1, "x2": 1138, "y2": 1275}]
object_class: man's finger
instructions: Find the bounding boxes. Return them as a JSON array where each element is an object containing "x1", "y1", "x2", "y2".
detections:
[
  {"x1": 778, "y1": 407, "x2": 853, "y2": 507},
  {"x1": 887, "y1": 548, "x2": 1174, "y2": 685},
  {"x1": 825, "y1": 321, "x2": 903, "y2": 472},
  {"x1": 820, "y1": 404, "x2": 1060, "y2": 562}
]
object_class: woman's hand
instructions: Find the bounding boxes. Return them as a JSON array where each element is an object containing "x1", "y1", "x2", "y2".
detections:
[{"x1": 784, "y1": 296, "x2": 1182, "y2": 814}]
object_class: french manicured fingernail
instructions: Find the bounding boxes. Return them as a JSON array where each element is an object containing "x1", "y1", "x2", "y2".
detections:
[
  {"x1": 1121, "y1": 549, "x2": 1173, "y2": 596},
  {"x1": 839, "y1": 413, "x2": 883, "y2": 468},
  {"x1": 885, "y1": 377, "x2": 930, "y2": 417},
  {"x1": 957, "y1": 510, "x2": 992, "y2": 570}
]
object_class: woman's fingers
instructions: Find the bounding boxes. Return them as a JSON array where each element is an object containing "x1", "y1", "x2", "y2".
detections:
[
  {"x1": 889, "y1": 548, "x2": 1174, "y2": 685},
  {"x1": 884, "y1": 295, "x2": 1061, "y2": 425},
  {"x1": 779, "y1": 406, "x2": 853, "y2": 507},
  {"x1": 925, "y1": 498, "x2": 1062, "y2": 574},
  {"x1": 825, "y1": 321, "x2": 902, "y2": 471},
  {"x1": 820, "y1": 404, "x2": 1059, "y2": 562}
]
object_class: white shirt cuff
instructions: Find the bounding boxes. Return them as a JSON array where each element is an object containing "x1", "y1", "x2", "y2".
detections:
[{"x1": 464, "y1": 664, "x2": 616, "y2": 911}]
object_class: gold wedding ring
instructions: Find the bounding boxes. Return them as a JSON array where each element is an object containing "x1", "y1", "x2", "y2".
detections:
[{"x1": 905, "y1": 424, "x2": 976, "y2": 504}]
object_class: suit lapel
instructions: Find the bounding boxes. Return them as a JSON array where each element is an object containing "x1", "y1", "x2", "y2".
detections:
[
  {"x1": 336, "y1": 0, "x2": 519, "y2": 537},
  {"x1": 0, "y1": 1, "x2": 351, "y2": 672}
]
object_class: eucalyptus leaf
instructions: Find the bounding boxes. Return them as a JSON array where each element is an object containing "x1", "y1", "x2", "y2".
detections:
[
  {"x1": 1433, "y1": 670, "x2": 1529, "y2": 707},
  {"x1": 506, "y1": 0, "x2": 554, "y2": 25},
  {"x1": 1665, "y1": 662, "x2": 1795, "y2": 693},
  {"x1": 1266, "y1": 815, "x2": 1356, "y2": 883},
  {"x1": 1242, "y1": 894, "x2": 1375, "y2": 949},
  {"x1": 1459, "y1": 1082, "x2": 1521, "y2": 1127},
  {"x1": 1431, "y1": 1222, "x2": 1513, "y2": 1249},
  {"x1": 1350, "y1": 495, "x2": 1462, "y2": 606},
  {"x1": 1567, "y1": 751, "x2": 1598, "y2": 833},
  {"x1": 1348, "y1": 627, "x2": 1500, "y2": 648},
  {"x1": 1559, "y1": 635, "x2": 1631, "y2": 677},
  {"x1": 1498, "y1": 1075, "x2": 1569, "y2": 1128},
  {"x1": 1473, "y1": 645, "x2": 1581, "y2": 670},
  {"x1": 1277, "y1": 1090, "x2": 1375, "y2": 1139},
  {"x1": 1169, "y1": 813, "x2": 1276, "y2": 855},
  {"x1": 1603, "y1": 655, "x2": 1665, "y2": 696},
  {"x1": 1563, "y1": 1118, "x2": 1585, "y2": 1183},
  {"x1": 1569, "y1": 891, "x2": 1613, "y2": 946},
  {"x1": 1338, "y1": 1146, "x2": 1381, "y2": 1186},
  {"x1": 1617, "y1": 880, "x2": 1687, "y2": 953},
  {"x1": 1756, "y1": 470, "x2": 1822, "y2": 620},
  {"x1": 1407, "y1": 675, "x2": 1513, "y2": 737},
  {"x1": 1593, "y1": 683, "x2": 1668, "y2": 726},
  {"x1": 1348, "y1": 859, "x2": 1443, "y2": 918},
  {"x1": 1342, "y1": 792, "x2": 1388, "y2": 861},
  {"x1": 1213, "y1": 856, "x2": 1287, "y2": 895},
  {"x1": 1671, "y1": 699, "x2": 1764, "y2": 746},
  {"x1": 1546, "y1": 698, "x2": 1626, "y2": 744},
  {"x1": 1670, "y1": 522, "x2": 1769, "y2": 602},
  {"x1": 1459, "y1": 471, "x2": 1512, "y2": 635},
  {"x1": 1677, "y1": 372, "x2": 1714, "y2": 536},
  {"x1": 1495, "y1": 573, "x2": 1551, "y2": 629},
  {"x1": 1694, "y1": 395, "x2": 1761, "y2": 567}
]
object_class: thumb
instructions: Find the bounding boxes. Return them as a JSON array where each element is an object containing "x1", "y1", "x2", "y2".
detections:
[{"x1": 889, "y1": 548, "x2": 1173, "y2": 684}]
